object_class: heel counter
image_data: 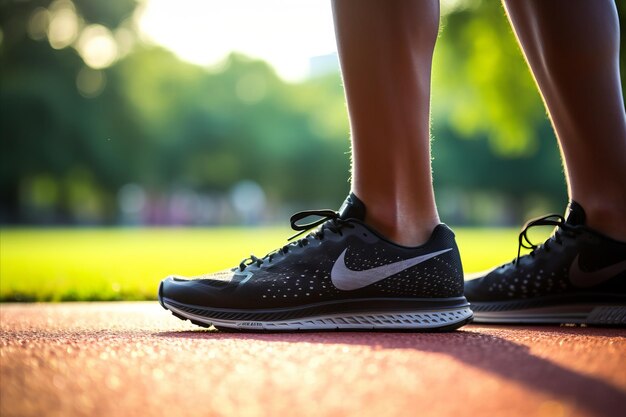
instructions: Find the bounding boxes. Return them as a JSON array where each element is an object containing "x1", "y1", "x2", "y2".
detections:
[
  {"x1": 435, "y1": 224, "x2": 465, "y2": 296},
  {"x1": 450, "y1": 237, "x2": 465, "y2": 296}
]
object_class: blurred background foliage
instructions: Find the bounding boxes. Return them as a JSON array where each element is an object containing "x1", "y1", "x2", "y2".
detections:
[{"x1": 1, "y1": 0, "x2": 625, "y2": 227}]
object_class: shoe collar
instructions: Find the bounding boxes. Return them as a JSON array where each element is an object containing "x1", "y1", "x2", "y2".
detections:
[
  {"x1": 566, "y1": 201, "x2": 586, "y2": 226},
  {"x1": 338, "y1": 192, "x2": 366, "y2": 221}
]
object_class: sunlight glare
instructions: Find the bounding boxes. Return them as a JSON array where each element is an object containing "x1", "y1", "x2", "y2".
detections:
[{"x1": 135, "y1": 0, "x2": 337, "y2": 81}]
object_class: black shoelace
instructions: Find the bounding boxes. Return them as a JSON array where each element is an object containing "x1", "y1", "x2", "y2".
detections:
[
  {"x1": 514, "y1": 213, "x2": 580, "y2": 266},
  {"x1": 238, "y1": 209, "x2": 355, "y2": 271}
]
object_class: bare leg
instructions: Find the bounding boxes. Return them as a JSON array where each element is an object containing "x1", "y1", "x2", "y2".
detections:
[
  {"x1": 332, "y1": 0, "x2": 440, "y2": 246},
  {"x1": 503, "y1": 0, "x2": 626, "y2": 240}
]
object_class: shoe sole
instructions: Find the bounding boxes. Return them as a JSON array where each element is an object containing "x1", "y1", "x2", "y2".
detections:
[
  {"x1": 471, "y1": 297, "x2": 626, "y2": 326},
  {"x1": 158, "y1": 288, "x2": 472, "y2": 332}
]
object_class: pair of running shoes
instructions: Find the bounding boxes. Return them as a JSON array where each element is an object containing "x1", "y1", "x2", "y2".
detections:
[{"x1": 158, "y1": 193, "x2": 626, "y2": 331}]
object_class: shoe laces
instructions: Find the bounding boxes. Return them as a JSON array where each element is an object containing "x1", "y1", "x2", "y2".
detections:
[
  {"x1": 238, "y1": 209, "x2": 355, "y2": 271},
  {"x1": 513, "y1": 213, "x2": 580, "y2": 267}
]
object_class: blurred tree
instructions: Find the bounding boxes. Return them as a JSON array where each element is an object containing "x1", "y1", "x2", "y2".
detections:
[
  {"x1": 1, "y1": 0, "x2": 144, "y2": 223},
  {"x1": 0, "y1": 0, "x2": 623, "y2": 225},
  {"x1": 433, "y1": 0, "x2": 547, "y2": 156},
  {"x1": 436, "y1": 0, "x2": 625, "y2": 155},
  {"x1": 113, "y1": 48, "x2": 351, "y2": 205}
]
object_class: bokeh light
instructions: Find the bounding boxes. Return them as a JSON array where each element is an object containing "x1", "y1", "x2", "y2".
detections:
[
  {"x1": 76, "y1": 24, "x2": 118, "y2": 69},
  {"x1": 76, "y1": 67, "x2": 106, "y2": 98},
  {"x1": 113, "y1": 26, "x2": 136, "y2": 58},
  {"x1": 27, "y1": 8, "x2": 50, "y2": 41},
  {"x1": 47, "y1": 0, "x2": 79, "y2": 50}
]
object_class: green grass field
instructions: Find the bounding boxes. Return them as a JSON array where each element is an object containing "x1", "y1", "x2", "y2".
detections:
[{"x1": 0, "y1": 227, "x2": 545, "y2": 302}]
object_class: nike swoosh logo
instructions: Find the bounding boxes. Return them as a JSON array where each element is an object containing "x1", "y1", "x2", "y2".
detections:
[
  {"x1": 569, "y1": 254, "x2": 626, "y2": 288},
  {"x1": 331, "y1": 248, "x2": 453, "y2": 291}
]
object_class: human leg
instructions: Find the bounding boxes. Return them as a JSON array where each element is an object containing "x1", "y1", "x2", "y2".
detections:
[
  {"x1": 332, "y1": 0, "x2": 440, "y2": 246},
  {"x1": 464, "y1": 0, "x2": 626, "y2": 325},
  {"x1": 503, "y1": 0, "x2": 626, "y2": 240}
]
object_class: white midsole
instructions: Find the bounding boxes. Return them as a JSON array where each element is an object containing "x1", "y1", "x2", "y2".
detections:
[{"x1": 164, "y1": 301, "x2": 473, "y2": 330}]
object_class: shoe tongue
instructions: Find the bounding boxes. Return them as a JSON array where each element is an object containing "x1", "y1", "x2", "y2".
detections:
[
  {"x1": 565, "y1": 200, "x2": 586, "y2": 226},
  {"x1": 338, "y1": 192, "x2": 366, "y2": 221}
]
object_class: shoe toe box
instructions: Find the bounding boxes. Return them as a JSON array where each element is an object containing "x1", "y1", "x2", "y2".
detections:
[{"x1": 158, "y1": 270, "x2": 237, "y2": 307}]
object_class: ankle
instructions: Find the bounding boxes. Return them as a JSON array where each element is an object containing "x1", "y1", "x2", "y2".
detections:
[
  {"x1": 364, "y1": 208, "x2": 439, "y2": 247},
  {"x1": 577, "y1": 198, "x2": 626, "y2": 241}
]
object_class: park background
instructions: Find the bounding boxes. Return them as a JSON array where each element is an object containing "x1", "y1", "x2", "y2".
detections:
[{"x1": 1, "y1": 0, "x2": 625, "y2": 302}]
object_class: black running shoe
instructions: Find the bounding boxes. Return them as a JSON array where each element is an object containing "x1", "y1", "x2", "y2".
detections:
[
  {"x1": 465, "y1": 201, "x2": 626, "y2": 325},
  {"x1": 158, "y1": 193, "x2": 472, "y2": 331}
]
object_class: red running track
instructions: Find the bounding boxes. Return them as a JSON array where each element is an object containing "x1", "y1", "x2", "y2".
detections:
[{"x1": 1, "y1": 302, "x2": 625, "y2": 417}]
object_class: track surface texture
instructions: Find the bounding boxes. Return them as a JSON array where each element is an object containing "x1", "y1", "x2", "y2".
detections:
[{"x1": 1, "y1": 303, "x2": 625, "y2": 417}]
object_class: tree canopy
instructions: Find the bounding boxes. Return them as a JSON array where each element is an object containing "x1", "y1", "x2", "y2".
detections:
[{"x1": 1, "y1": 0, "x2": 623, "y2": 225}]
